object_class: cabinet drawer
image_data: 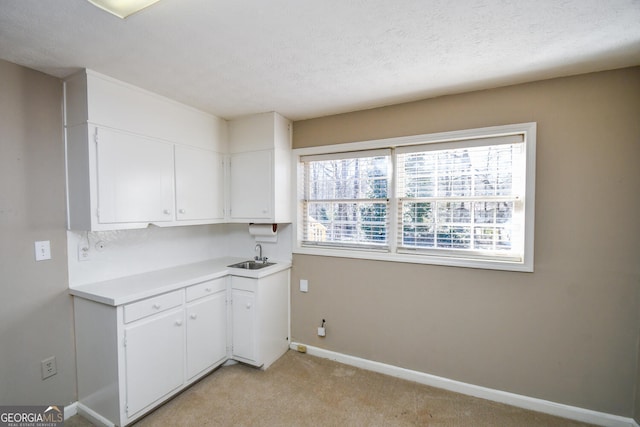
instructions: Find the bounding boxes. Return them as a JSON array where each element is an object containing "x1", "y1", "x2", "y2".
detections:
[
  {"x1": 124, "y1": 290, "x2": 183, "y2": 324},
  {"x1": 186, "y1": 277, "x2": 226, "y2": 302}
]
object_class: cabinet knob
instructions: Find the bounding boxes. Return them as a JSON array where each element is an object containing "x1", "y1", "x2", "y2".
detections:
[
  {"x1": 205, "y1": 287, "x2": 212, "y2": 292},
  {"x1": 163, "y1": 209, "x2": 171, "y2": 215},
  {"x1": 246, "y1": 302, "x2": 252, "y2": 309},
  {"x1": 179, "y1": 209, "x2": 186, "y2": 214},
  {"x1": 175, "y1": 320, "x2": 183, "y2": 326},
  {"x1": 153, "y1": 304, "x2": 161, "y2": 310},
  {"x1": 190, "y1": 313, "x2": 198, "y2": 320}
]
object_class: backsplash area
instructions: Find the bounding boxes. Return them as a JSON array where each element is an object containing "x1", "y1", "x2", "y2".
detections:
[{"x1": 67, "y1": 223, "x2": 292, "y2": 286}]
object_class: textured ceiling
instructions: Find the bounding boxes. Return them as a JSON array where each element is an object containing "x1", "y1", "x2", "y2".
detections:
[{"x1": 1, "y1": 0, "x2": 640, "y2": 120}]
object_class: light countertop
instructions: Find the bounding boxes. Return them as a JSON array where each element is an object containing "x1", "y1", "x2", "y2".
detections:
[{"x1": 69, "y1": 257, "x2": 291, "y2": 306}]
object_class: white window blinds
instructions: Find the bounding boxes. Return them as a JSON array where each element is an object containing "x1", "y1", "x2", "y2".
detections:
[
  {"x1": 301, "y1": 150, "x2": 391, "y2": 250},
  {"x1": 396, "y1": 134, "x2": 526, "y2": 262},
  {"x1": 294, "y1": 123, "x2": 535, "y2": 271}
]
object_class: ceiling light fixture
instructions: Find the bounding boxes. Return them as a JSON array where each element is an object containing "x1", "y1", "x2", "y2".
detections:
[{"x1": 86, "y1": 0, "x2": 161, "y2": 19}]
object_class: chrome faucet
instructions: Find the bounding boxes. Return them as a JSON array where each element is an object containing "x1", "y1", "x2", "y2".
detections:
[{"x1": 254, "y1": 243, "x2": 266, "y2": 262}]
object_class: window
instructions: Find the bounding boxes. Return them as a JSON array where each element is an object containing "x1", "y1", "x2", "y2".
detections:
[
  {"x1": 301, "y1": 150, "x2": 391, "y2": 250},
  {"x1": 396, "y1": 135, "x2": 525, "y2": 262},
  {"x1": 294, "y1": 123, "x2": 536, "y2": 272}
]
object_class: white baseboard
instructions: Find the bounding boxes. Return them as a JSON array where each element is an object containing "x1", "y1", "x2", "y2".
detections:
[
  {"x1": 64, "y1": 402, "x2": 77, "y2": 420},
  {"x1": 291, "y1": 342, "x2": 636, "y2": 427},
  {"x1": 75, "y1": 402, "x2": 115, "y2": 427}
]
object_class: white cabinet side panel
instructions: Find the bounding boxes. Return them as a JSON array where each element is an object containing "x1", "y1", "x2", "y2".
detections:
[
  {"x1": 273, "y1": 113, "x2": 292, "y2": 221},
  {"x1": 66, "y1": 124, "x2": 93, "y2": 230},
  {"x1": 258, "y1": 270, "x2": 290, "y2": 369},
  {"x1": 273, "y1": 148, "x2": 291, "y2": 222},
  {"x1": 64, "y1": 73, "x2": 89, "y2": 127},
  {"x1": 273, "y1": 112, "x2": 292, "y2": 152},
  {"x1": 74, "y1": 298, "x2": 120, "y2": 425}
]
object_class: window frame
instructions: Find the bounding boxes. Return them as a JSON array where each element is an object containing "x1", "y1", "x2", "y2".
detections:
[
  {"x1": 300, "y1": 149, "x2": 392, "y2": 251},
  {"x1": 292, "y1": 123, "x2": 536, "y2": 272}
]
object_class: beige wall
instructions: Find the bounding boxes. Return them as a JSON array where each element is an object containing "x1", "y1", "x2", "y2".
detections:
[
  {"x1": 636, "y1": 287, "x2": 640, "y2": 424},
  {"x1": 636, "y1": 333, "x2": 640, "y2": 423},
  {"x1": 0, "y1": 60, "x2": 76, "y2": 405},
  {"x1": 291, "y1": 67, "x2": 640, "y2": 417}
]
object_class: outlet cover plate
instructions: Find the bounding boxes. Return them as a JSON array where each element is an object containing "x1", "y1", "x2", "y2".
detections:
[
  {"x1": 41, "y1": 356, "x2": 57, "y2": 380},
  {"x1": 34, "y1": 241, "x2": 51, "y2": 261}
]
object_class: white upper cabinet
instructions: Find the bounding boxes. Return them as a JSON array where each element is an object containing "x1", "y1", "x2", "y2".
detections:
[
  {"x1": 65, "y1": 70, "x2": 224, "y2": 150},
  {"x1": 175, "y1": 145, "x2": 224, "y2": 222},
  {"x1": 229, "y1": 150, "x2": 273, "y2": 220},
  {"x1": 228, "y1": 112, "x2": 292, "y2": 223},
  {"x1": 96, "y1": 127, "x2": 175, "y2": 224},
  {"x1": 64, "y1": 70, "x2": 293, "y2": 230},
  {"x1": 64, "y1": 69, "x2": 227, "y2": 230}
]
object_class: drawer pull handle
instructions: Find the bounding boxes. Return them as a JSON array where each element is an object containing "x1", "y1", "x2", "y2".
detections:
[
  {"x1": 175, "y1": 320, "x2": 183, "y2": 326},
  {"x1": 153, "y1": 304, "x2": 162, "y2": 310},
  {"x1": 205, "y1": 287, "x2": 212, "y2": 292},
  {"x1": 190, "y1": 314, "x2": 198, "y2": 320},
  {"x1": 179, "y1": 209, "x2": 186, "y2": 214}
]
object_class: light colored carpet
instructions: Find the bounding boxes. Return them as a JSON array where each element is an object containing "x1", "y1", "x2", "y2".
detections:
[{"x1": 67, "y1": 350, "x2": 594, "y2": 426}]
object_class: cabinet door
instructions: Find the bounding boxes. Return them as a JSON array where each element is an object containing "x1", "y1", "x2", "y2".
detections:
[
  {"x1": 186, "y1": 291, "x2": 227, "y2": 379},
  {"x1": 96, "y1": 127, "x2": 175, "y2": 224},
  {"x1": 124, "y1": 308, "x2": 184, "y2": 417},
  {"x1": 229, "y1": 150, "x2": 272, "y2": 220},
  {"x1": 175, "y1": 145, "x2": 224, "y2": 221},
  {"x1": 231, "y1": 289, "x2": 257, "y2": 363}
]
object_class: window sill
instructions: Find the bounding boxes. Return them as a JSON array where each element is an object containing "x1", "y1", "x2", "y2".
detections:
[{"x1": 293, "y1": 246, "x2": 533, "y2": 272}]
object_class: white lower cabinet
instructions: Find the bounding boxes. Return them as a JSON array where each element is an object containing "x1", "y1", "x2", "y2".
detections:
[
  {"x1": 74, "y1": 278, "x2": 228, "y2": 426},
  {"x1": 186, "y1": 284, "x2": 227, "y2": 379},
  {"x1": 124, "y1": 307, "x2": 185, "y2": 416},
  {"x1": 231, "y1": 288, "x2": 257, "y2": 362},
  {"x1": 231, "y1": 269, "x2": 290, "y2": 369},
  {"x1": 73, "y1": 267, "x2": 289, "y2": 426}
]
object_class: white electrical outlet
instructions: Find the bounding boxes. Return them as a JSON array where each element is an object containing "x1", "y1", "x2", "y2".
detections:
[
  {"x1": 78, "y1": 243, "x2": 91, "y2": 261},
  {"x1": 318, "y1": 319, "x2": 326, "y2": 336},
  {"x1": 41, "y1": 356, "x2": 57, "y2": 380}
]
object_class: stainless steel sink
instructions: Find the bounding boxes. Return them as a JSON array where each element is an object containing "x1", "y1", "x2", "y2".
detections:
[{"x1": 227, "y1": 260, "x2": 276, "y2": 270}]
